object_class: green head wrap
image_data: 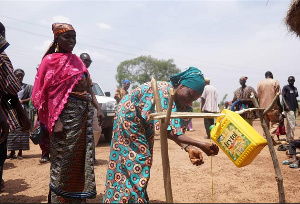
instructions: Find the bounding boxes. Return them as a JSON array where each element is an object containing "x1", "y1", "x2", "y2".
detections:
[{"x1": 170, "y1": 67, "x2": 205, "y2": 94}]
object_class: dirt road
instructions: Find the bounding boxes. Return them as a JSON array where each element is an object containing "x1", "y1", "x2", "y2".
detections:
[{"x1": 1, "y1": 118, "x2": 300, "y2": 203}]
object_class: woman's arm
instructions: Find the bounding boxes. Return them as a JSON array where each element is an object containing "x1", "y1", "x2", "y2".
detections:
[
  {"x1": 20, "y1": 98, "x2": 30, "y2": 104},
  {"x1": 87, "y1": 85, "x2": 105, "y2": 126},
  {"x1": 167, "y1": 130, "x2": 219, "y2": 156}
]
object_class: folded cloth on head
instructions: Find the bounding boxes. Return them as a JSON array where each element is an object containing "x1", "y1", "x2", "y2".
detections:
[{"x1": 0, "y1": 34, "x2": 9, "y2": 54}]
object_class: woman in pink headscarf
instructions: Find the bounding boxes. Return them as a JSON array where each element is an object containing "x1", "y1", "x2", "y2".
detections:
[{"x1": 32, "y1": 23, "x2": 104, "y2": 203}]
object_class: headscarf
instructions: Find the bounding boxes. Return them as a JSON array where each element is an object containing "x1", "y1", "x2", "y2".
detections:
[
  {"x1": 170, "y1": 67, "x2": 205, "y2": 94},
  {"x1": 14, "y1": 68, "x2": 25, "y2": 76},
  {"x1": 0, "y1": 34, "x2": 9, "y2": 54},
  {"x1": 32, "y1": 23, "x2": 88, "y2": 133},
  {"x1": 123, "y1": 79, "x2": 130, "y2": 84},
  {"x1": 42, "y1": 23, "x2": 75, "y2": 58},
  {"x1": 52, "y1": 23, "x2": 75, "y2": 39}
]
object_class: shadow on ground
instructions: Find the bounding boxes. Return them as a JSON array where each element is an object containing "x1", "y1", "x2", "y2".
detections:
[
  {"x1": 3, "y1": 162, "x2": 16, "y2": 170},
  {"x1": 0, "y1": 179, "x2": 47, "y2": 203}
]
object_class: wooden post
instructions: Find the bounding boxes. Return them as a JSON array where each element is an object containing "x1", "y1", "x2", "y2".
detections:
[
  {"x1": 250, "y1": 93, "x2": 285, "y2": 203},
  {"x1": 151, "y1": 78, "x2": 174, "y2": 203}
]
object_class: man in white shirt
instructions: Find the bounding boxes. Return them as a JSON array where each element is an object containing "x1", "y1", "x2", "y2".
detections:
[{"x1": 200, "y1": 78, "x2": 220, "y2": 139}]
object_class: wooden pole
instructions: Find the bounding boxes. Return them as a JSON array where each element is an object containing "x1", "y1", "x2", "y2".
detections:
[
  {"x1": 250, "y1": 93, "x2": 285, "y2": 203},
  {"x1": 263, "y1": 92, "x2": 280, "y2": 115},
  {"x1": 151, "y1": 78, "x2": 173, "y2": 203}
]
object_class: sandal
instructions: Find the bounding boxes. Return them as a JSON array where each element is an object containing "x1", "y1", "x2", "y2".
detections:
[
  {"x1": 277, "y1": 144, "x2": 288, "y2": 151},
  {"x1": 289, "y1": 163, "x2": 299, "y2": 168},
  {"x1": 17, "y1": 155, "x2": 24, "y2": 160},
  {"x1": 40, "y1": 157, "x2": 49, "y2": 164},
  {"x1": 282, "y1": 160, "x2": 291, "y2": 165},
  {"x1": 9, "y1": 154, "x2": 17, "y2": 159}
]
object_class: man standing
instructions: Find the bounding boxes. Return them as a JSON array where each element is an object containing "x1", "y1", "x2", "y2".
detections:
[
  {"x1": 257, "y1": 71, "x2": 283, "y2": 143},
  {"x1": 80, "y1": 53, "x2": 102, "y2": 161},
  {"x1": 282, "y1": 76, "x2": 300, "y2": 143},
  {"x1": 0, "y1": 22, "x2": 30, "y2": 192},
  {"x1": 114, "y1": 79, "x2": 130, "y2": 104},
  {"x1": 232, "y1": 76, "x2": 258, "y2": 126},
  {"x1": 200, "y1": 78, "x2": 220, "y2": 139},
  {"x1": 80, "y1": 53, "x2": 92, "y2": 69}
]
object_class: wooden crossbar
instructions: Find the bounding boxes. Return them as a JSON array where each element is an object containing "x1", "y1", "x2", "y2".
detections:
[
  {"x1": 148, "y1": 108, "x2": 265, "y2": 121},
  {"x1": 148, "y1": 112, "x2": 225, "y2": 120}
]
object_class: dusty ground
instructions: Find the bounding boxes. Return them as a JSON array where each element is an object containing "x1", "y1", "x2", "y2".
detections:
[{"x1": 1, "y1": 118, "x2": 300, "y2": 203}]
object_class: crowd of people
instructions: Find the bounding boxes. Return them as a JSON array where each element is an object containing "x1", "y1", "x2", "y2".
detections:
[
  {"x1": 0, "y1": 20, "x2": 299, "y2": 203},
  {"x1": 228, "y1": 72, "x2": 300, "y2": 168}
]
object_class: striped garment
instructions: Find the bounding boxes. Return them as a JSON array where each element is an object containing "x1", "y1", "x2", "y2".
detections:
[
  {"x1": 7, "y1": 83, "x2": 33, "y2": 151},
  {"x1": 49, "y1": 75, "x2": 96, "y2": 203},
  {"x1": 0, "y1": 52, "x2": 22, "y2": 130},
  {"x1": 7, "y1": 128, "x2": 30, "y2": 151},
  {"x1": 50, "y1": 97, "x2": 96, "y2": 203}
]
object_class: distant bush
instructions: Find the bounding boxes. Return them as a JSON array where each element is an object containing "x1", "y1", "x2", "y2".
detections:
[{"x1": 193, "y1": 107, "x2": 201, "y2": 113}]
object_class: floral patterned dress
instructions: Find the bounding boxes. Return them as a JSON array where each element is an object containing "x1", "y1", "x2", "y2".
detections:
[{"x1": 103, "y1": 81, "x2": 191, "y2": 203}]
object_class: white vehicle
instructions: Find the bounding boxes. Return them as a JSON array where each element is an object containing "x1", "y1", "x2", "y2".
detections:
[{"x1": 92, "y1": 82, "x2": 116, "y2": 142}]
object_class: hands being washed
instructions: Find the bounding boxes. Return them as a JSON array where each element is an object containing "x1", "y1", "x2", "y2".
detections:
[
  {"x1": 186, "y1": 143, "x2": 219, "y2": 166},
  {"x1": 186, "y1": 146, "x2": 204, "y2": 166},
  {"x1": 199, "y1": 142, "x2": 219, "y2": 156}
]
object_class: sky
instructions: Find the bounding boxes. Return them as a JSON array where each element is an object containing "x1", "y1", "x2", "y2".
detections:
[{"x1": 1, "y1": 0, "x2": 300, "y2": 104}]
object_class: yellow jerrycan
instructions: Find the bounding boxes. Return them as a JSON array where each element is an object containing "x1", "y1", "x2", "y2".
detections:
[{"x1": 210, "y1": 109, "x2": 267, "y2": 168}]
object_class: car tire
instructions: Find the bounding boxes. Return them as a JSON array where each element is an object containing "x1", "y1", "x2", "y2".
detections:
[{"x1": 103, "y1": 127, "x2": 113, "y2": 143}]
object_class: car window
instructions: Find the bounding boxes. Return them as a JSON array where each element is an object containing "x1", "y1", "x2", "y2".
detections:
[{"x1": 92, "y1": 83, "x2": 105, "y2": 96}]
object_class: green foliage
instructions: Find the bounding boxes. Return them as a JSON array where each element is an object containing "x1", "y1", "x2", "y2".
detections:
[
  {"x1": 115, "y1": 55, "x2": 181, "y2": 87},
  {"x1": 219, "y1": 93, "x2": 228, "y2": 107},
  {"x1": 192, "y1": 101, "x2": 201, "y2": 112},
  {"x1": 193, "y1": 107, "x2": 201, "y2": 113},
  {"x1": 193, "y1": 101, "x2": 200, "y2": 108}
]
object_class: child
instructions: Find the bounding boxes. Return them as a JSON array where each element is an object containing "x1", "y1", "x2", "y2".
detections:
[
  {"x1": 276, "y1": 112, "x2": 286, "y2": 141},
  {"x1": 187, "y1": 120, "x2": 193, "y2": 131}
]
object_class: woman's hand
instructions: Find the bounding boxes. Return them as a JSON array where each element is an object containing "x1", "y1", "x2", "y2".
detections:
[
  {"x1": 53, "y1": 118, "x2": 66, "y2": 140},
  {"x1": 198, "y1": 142, "x2": 219, "y2": 156},
  {"x1": 186, "y1": 146, "x2": 204, "y2": 166}
]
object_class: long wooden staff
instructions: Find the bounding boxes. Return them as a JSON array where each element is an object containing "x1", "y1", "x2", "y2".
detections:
[
  {"x1": 250, "y1": 92, "x2": 285, "y2": 203},
  {"x1": 151, "y1": 78, "x2": 174, "y2": 203}
]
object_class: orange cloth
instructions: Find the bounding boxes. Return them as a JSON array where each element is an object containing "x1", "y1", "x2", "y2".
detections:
[
  {"x1": 52, "y1": 23, "x2": 75, "y2": 39},
  {"x1": 257, "y1": 78, "x2": 281, "y2": 109}
]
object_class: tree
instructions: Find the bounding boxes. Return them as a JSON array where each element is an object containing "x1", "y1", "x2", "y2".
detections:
[{"x1": 115, "y1": 55, "x2": 181, "y2": 88}]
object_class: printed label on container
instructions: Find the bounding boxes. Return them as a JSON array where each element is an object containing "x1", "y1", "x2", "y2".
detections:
[{"x1": 217, "y1": 123, "x2": 251, "y2": 161}]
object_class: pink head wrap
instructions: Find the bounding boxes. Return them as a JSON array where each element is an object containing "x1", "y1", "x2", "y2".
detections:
[{"x1": 32, "y1": 23, "x2": 88, "y2": 133}]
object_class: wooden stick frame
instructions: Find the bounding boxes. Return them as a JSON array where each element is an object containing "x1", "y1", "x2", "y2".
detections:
[
  {"x1": 151, "y1": 78, "x2": 174, "y2": 203},
  {"x1": 250, "y1": 92, "x2": 285, "y2": 203},
  {"x1": 151, "y1": 78, "x2": 285, "y2": 203}
]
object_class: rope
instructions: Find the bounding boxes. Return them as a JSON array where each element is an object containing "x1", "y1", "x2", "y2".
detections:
[{"x1": 210, "y1": 137, "x2": 214, "y2": 203}]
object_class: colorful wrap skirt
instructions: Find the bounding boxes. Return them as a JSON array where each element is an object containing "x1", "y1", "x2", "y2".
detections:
[{"x1": 49, "y1": 96, "x2": 96, "y2": 203}]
